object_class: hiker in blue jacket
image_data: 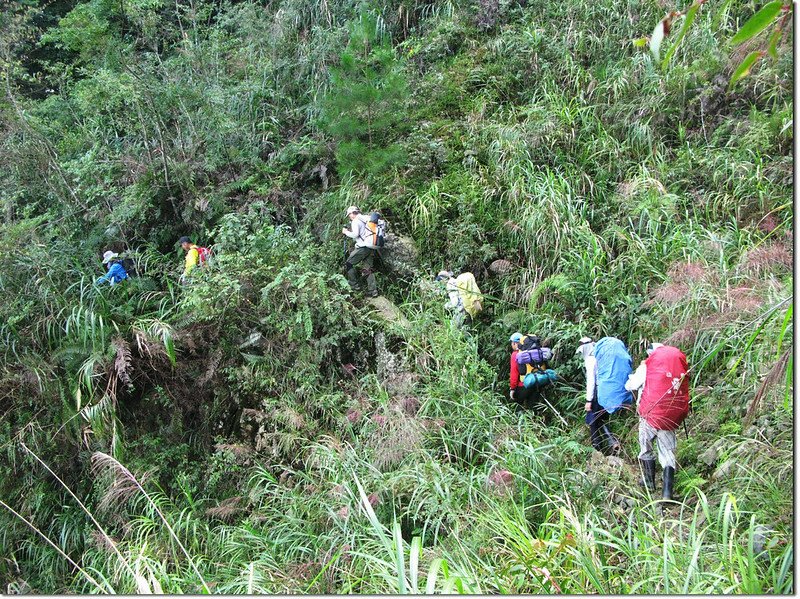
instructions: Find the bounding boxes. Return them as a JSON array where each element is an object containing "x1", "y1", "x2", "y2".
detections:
[
  {"x1": 576, "y1": 336, "x2": 628, "y2": 455},
  {"x1": 96, "y1": 251, "x2": 129, "y2": 286}
]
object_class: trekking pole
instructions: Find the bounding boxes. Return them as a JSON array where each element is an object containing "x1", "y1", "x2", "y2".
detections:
[{"x1": 683, "y1": 420, "x2": 689, "y2": 440}]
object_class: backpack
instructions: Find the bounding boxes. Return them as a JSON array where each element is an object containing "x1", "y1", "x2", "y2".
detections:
[
  {"x1": 454, "y1": 272, "x2": 483, "y2": 318},
  {"x1": 197, "y1": 246, "x2": 212, "y2": 265},
  {"x1": 516, "y1": 335, "x2": 551, "y2": 369},
  {"x1": 639, "y1": 345, "x2": 690, "y2": 430},
  {"x1": 516, "y1": 347, "x2": 553, "y2": 370},
  {"x1": 365, "y1": 212, "x2": 387, "y2": 249},
  {"x1": 523, "y1": 369, "x2": 558, "y2": 389},
  {"x1": 593, "y1": 337, "x2": 633, "y2": 414},
  {"x1": 120, "y1": 257, "x2": 138, "y2": 278}
]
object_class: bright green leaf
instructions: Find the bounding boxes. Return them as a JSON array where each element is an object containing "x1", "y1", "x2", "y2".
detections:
[
  {"x1": 662, "y1": 3, "x2": 701, "y2": 68},
  {"x1": 728, "y1": 51, "x2": 763, "y2": 90},
  {"x1": 767, "y1": 25, "x2": 782, "y2": 58},
  {"x1": 633, "y1": 37, "x2": 648, "y2": 48},
  {"x1": 730, "y1": 1, "x2": 782, "y2": 46}
]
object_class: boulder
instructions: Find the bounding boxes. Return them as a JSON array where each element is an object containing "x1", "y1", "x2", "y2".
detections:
[{"x1": 379, "y1": 233, "x2": 418, "y2": 279}]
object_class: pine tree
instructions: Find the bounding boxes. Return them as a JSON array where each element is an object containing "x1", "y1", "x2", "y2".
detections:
[{"x1": 321, "y1": 10, "x2": 408, "y2": 179}]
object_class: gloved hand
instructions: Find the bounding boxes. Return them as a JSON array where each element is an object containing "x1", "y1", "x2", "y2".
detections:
[
  {"x1": 509, "y1": 389, "x2": 516, "y2": 401},
  {"x1": 584, "y1": 401, "x2": 592, "y2": 412}
]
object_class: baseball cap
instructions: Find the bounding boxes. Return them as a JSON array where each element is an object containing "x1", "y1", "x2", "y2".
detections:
[
  {"x1": 509, "y1": 332, "x2": 523, "y2": 343},
  {"x1": 345, "y1": 206, "x2": 359, "y2": 217}
]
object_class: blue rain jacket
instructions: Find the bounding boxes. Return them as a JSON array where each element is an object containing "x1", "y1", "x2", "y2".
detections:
[
  {"x1": 593, "y1": 337, "x2": 633, "y2": 414},
  {"x1": 96, "y1": 261, "x2": 128, "y2": 286}
]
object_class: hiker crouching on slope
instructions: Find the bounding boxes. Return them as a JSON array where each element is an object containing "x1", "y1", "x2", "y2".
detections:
[
  {"x1": 626, "y1": 342, "x2": 691, "y2": 501},
  {"x1": 434, "y1": 270, "x2": 483, "y2": 328},
  {"x1": 342, "y1": 206, "x2": 379, "y2": 298},
  {"x1": 576, "y1": 337, "x2": 622, "y2": 456},
  {"x1": 96, "y1": 251, "x2": 128, "y2": 286}
]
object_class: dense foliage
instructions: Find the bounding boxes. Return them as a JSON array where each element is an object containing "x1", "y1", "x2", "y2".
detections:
[{"x1": 0, "y1": 0, "x2": 793, "y2": 593}]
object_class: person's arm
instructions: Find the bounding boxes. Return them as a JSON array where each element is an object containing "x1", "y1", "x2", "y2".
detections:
[
  {"x1": 343, "y1": 219, "x2": 359, "y2": 239},
  {"x1": 585, "y1": 357, "x2": 596, "y2": 411},
  {"x1": 184, "y1": 248, "x2": 199, "y2": 276},
  {"x1": 625, "y1": 362, "x2": 647, "y2": 392},
  {"x1": 95, "y1": 271, "x2": 111, "y2": 286},
  {"x1": 510, "y1": 352, "x2": 520, "y2": 391}
]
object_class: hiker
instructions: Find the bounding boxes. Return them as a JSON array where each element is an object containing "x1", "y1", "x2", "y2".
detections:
[
  {"x1": 342, "y1": 206, "x2": 379, "y2": 298},
  {"x1": 514, "y1": 334, "x2": 557, "y2": 389},
  {"x1": 179, "y1": 236, "x2": 210, "y2": 283},
  {"x1": 434, "y1": 270, "x2": 483, "y2": 328},
  {"x1": 95, "y1": 251, "x2": 128, "y2": 286},
  {"x1": 626, "y1": 343, "x2": 690, "y2": 501},
  {"x1": 508, "y1": 332, "x2": 531, "y2": 405},
  {"x1": 576, "y1": 336, "x2": 632, "y2": 455}
]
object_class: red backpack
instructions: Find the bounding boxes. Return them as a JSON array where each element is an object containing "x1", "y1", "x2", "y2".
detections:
[
  {"x1": 638, "y1": 345, "x2": 690, "y2": 430},
  {"x1": 197, "y1": 246, "x2": 212, "y2": 265}
]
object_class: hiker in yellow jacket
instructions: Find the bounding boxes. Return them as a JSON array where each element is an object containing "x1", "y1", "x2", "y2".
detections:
[
  {"x1": 434, "y1": 270, "x2": 484, "y2": 328},
  {"x1": 179, "y1": 236, "x2": 210, "y2": 283}
]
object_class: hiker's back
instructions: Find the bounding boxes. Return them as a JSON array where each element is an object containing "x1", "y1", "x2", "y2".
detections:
[
  {"x1": 640, "y1": 345, "x2": 690, "y2": 430},
  {"x1": 454, "y1": 272, "x2": 483, "y2": 317},
  {"x1": 593, "y1": 337, "x2": 633, "y2": 413}
]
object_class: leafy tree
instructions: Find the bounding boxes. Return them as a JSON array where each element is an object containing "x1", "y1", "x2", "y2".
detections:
[{"x1": 321, "y1": 9, "x2": 409, "y2": 179}]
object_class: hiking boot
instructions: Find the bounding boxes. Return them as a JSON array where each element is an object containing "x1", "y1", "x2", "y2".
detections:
[
  {"x1": 662, "y1": 466, "x2": 675, "y2": 501},
  {"x1": 638, "y1": 458, "x2": 656, "y2": 491},
  {"x1": 368, "y1": 290, "x2": 379, "y2": 298}
]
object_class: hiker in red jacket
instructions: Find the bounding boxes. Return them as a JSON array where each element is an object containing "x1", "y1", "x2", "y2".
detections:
[
  {"x1": 626, "y1": 343, "x2": 691, "y2": 501},
  {"x1": 508, "y1": 332, "x2": 531, "y2": 406}
]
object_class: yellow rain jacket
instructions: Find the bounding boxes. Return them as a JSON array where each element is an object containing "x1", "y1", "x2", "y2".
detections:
[
  {"x1": 455, "y1": 272, "x2": 484, "y2": 318},
  {"x1": 184, "y1": 244, "x2": 200, "y2": 276}
]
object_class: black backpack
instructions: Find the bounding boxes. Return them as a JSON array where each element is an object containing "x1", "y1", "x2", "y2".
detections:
[
  {"x1": 519, "y1": 335, "x2": 541, "y2": 351},
  {"x1": 120, "y1": 257, "x2": 138, "y2": 278}
]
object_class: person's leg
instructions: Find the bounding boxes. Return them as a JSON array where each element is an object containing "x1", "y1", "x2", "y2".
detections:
[
  {"x1": 588, "y1": 411, "x2": 606, "y2": 452},
  {"x1": 346, "y1": 247, "x2": 368, "y2": 290},
  {"x1": 654, "y1": 429, "x2": 677, "y2": 469},
  {"x1": 601, "y1": 422, "x2": 621, "y2": 455},
  {"x1": 655, "y1": 429, "x2": 678, "y2": 500},
  {"x1": 638, "y1": 418, "x2": 657, "y2": 490},
  {"x1": 515, "y1": 384, "x2": 532, "y2": 406},
  {"x1": 362, "y1": 249, "x2": 378, "y2": 296}
]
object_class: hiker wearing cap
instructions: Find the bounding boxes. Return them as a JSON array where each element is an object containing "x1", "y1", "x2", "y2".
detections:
[
  {"x1": 508, "y1": 332, "x2": 533, "y2": 406},
  {"x1": 95, "y1": 251, "x2": 128, "y2": 286},
  {"x1": 576, "y1": 337, "x2": 622, "y2": 455},
  {"x1": 342, "y1": 206, "x2": 379, "y2": 298},
  {"x1": 626, "y1": 342, "x2": 691, "y2": 501},
  {"x1": 434, "y1": 270, "x2": 483, "y2": 328}
]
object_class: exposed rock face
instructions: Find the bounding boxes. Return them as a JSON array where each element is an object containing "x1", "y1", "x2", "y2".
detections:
[{"x1": 379, "y1": 232, "x2": 418, "y2": 279}]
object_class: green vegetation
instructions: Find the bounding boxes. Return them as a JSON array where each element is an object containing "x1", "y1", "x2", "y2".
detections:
[{"x1": 0, "y1": 0, "x2": 793, "y2": 593}]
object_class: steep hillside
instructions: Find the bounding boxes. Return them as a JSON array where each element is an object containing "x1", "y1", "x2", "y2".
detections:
[{"x1": 0, "y1": 0, "x2": 793, "y2": 593}]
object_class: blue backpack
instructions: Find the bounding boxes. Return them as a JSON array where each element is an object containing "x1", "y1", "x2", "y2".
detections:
[{"x1": 593, "y1": 337, "x2": 633, "y2": 413}]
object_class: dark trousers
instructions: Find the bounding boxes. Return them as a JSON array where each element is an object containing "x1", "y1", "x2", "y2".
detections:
[
  {"x1": 345, "y1": 247, "x2": 377, "y2": 295},
  {"x1": 587, "y1": 409, "x2": 609, "y2": 450}
]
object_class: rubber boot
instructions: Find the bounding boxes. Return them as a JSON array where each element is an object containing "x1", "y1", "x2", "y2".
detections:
[
  {"x1": 638, "y1": 458, "x2": 656, "y2": 491},
  {"x1": 662, "y1": 466, "x2": 675, "y2": 501},
  {"x1": 601, "y1": 425, "x2": 621, "y2": 455}
]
